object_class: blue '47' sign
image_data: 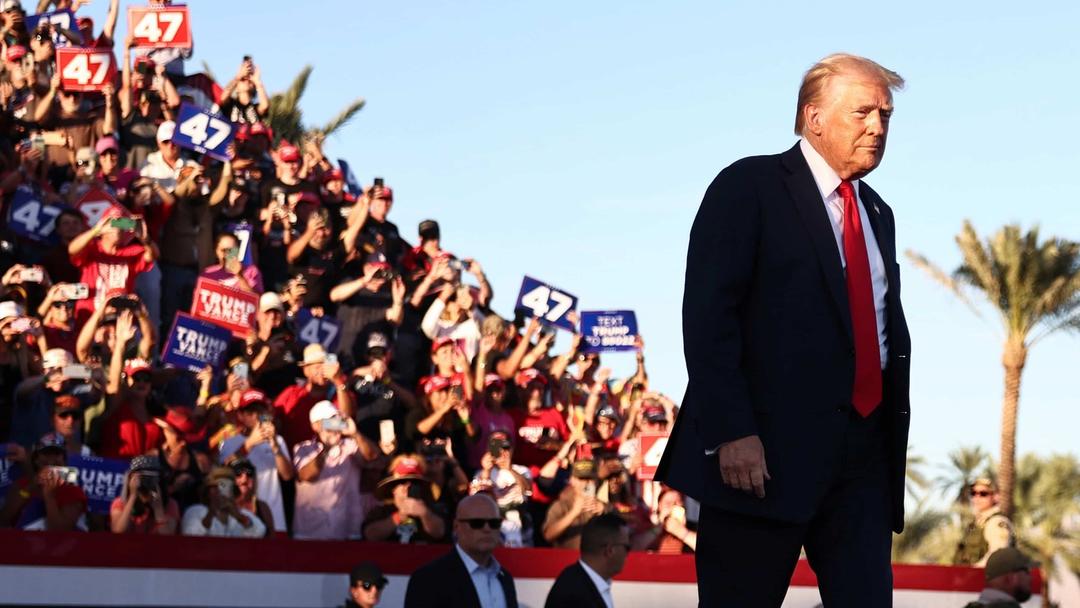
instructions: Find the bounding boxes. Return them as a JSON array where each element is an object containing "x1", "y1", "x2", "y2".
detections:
[
  {"x1": 173, "y1": 102, "x2": 233, "y2": 161},
  {"x1": 515, "y1": 276, "x2": 579, "y2": 332},
  {"x1": 7, "y1": 187, "x2": 64, "y2": 243},
  {"x1": 296, "y1": 308, "x2": 341, "y2": 352}
]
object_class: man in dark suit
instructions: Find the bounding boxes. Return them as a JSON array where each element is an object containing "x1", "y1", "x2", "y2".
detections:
[
  {"x1": 545, "y1": 513, "x2": 630, "y2": 608},
  {"x1": 404, "y1": 494, "x2": 517, "y2": 608},
  {"x1": 656, "y1": 53, "x2": 912, "y2": 607}
]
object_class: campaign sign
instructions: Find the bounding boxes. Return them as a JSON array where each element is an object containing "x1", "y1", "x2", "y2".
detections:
[
  {"x1": 515, "y1": 276, "x2": 578, "y2": 332},
  {"x1": 7, "y1": 187, "x2": 64, "y2": 243},
  {"x1": 128, "y1": 5, "x2": 192, "y2": 49},
  {"x1": 162, "y1": 312, "x2": 232, "y2": 372},
  {"x1": 0, "y1": 445, "x2": 24, "y2": 496},
  {"x1": 638, "y1": 432, "x2": 670, "y2": 481},
  {"x1": 336, "y1": 159, "x2": 362, "y2": 196},
  {"x1": 190, "y1": 277, "x2": 258, "y2": 338},
  {"x1": 223, "y1": 222, "x2": 254, "y2": 267},
  {"x1": 296, "y1": 308, "x2": 341, "y2": 352},
  {"x1": 56, "y1": 47, "x2": 116, "y2": 93},
  {"x1": 172, "y1": 103, "x2": 233, "y2": 161},
  {"x1": 580, "y1": 310, "x2": 638, "y2": 353},
  {"x1": 76, "y1": 187, "x2": 127, "y2": 226},
  {"x1": 69, "y1": 454, "x2": 129, "y2": 514},
  {"x1": 25, "y1": 10, "x2": 76, "y2": 47}
]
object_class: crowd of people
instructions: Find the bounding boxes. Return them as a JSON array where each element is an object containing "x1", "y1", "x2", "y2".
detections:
[{"x1": 0, "y1": 0, "x2": 698, "y2": 557}]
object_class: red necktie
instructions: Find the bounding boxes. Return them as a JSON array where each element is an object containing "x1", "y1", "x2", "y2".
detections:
[{"x1": 837, "y1": 181, "x2": 882, "y2": 417}]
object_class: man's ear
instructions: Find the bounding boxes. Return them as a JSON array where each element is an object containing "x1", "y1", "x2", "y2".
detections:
[{"x1": 803, "y1": 104, "x2": 824, "y2": 137}]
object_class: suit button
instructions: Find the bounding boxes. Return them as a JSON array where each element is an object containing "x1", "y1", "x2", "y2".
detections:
[
  {"x1": 848, "y1": 348, "x2": 856, "y2": 357},
  {"x1": 836, "y1": 404, "x2": 850, "y2": 413}
]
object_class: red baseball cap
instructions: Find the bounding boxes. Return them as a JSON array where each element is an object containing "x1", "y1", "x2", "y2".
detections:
[
  {"x1": 322, "y1": 169, "x2": 344, "y2": 184},
  {"x1": 422, "y1": 375, "x2": 452, "y2": 395},
  {"x1": 249, "y1": 122, "x2": 272, "y2": 139},
  {"x1": 238, "y1": 389, "x2": 270, "y2": 409},
  {"x1": 154, "y1": 408, "x2": 207, "y2": 443},
  {"x1": 5, "y1": 45, "x2": 27, "y2": 63},
  {"x1": 77, "y1": 16, "x2": 93, "y2": 30},
  {"x1": 483, "y1": 373, "x2": 505, "y2": 390},
  {"x1": 277, "y1": 143, "x2": 300, "y2": 163},
  {"x1": 430, "y1": 337, "x2": 455, "y2": 355},
  {"x1": 372, "y1": 186, "x2": 393, "y2": 202},
  {"x1": 515, "y1": 368, "x2": 548, "y2": 388},
  {"x1": 296, "y1": 191, "x2": 321, "y2": 206},
  {"x1": 124, "y1": 359, "x2": 151, "y2": 377},
  {"x1": 642, "y1": 404, "x2": 668, "y2": 423}
]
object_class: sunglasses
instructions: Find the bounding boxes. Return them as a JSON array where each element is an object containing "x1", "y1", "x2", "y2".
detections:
[
  {"x1": 51, "y1": 300, "x2": 75, "y2": 308},
  {"x1": 971, "y1": 490, "x2": 993, "y2": 497},
  {"x1": 458, "y1": 518, "x2": 502, "y2": 530},
  {"x1": 359, "y1": 580, "x2": 387, "y2": 591},
  {"x1": 56, "y1": 410, "x2": 82, "y2": 420}
]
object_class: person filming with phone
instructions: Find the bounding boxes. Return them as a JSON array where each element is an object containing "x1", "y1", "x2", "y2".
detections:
[
  {"x1": 363, "y1": 455, "x2": 448, "y2": 544},
  {"x1": 218, "y1": 389, "x2": 294, "y2": 535},
  {"x1": 180, "y1": 466, "x2": 266, "y2": 538},
  {"x1": 291, "y1": 401, "x2": 378, "y2": 540},
  {"x1": 67, "y1": 207, "x2": 155, "y2": 324},
  {"x1": 0, "y1": 434, "x2": 87, "y2": 531},
  {"x1": 200, "y1": 232, "x2": 264, "y2": 294},
  {"x1": 109, "y1": 455, "x2": 180, "y2": 535}
]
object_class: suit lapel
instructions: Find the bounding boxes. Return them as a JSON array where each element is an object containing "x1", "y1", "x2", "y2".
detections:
[
  {"x1": 857, "y1": 182, "x2": 894, "y2": 267},
  {"x1": 780, "y1": 144, "x2": 853, "y2": 341}
]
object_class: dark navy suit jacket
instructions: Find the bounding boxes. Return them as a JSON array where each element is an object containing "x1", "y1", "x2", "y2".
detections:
[{"x1": 656, "y1": 142, "x2": 912, "y2": 532}]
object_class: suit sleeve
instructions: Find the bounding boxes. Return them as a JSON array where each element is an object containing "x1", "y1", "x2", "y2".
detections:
[
  {"x1": 682, "y1": 165, "x2": 761, "y2": 450},
  {"x1": 402, "y1": 569, "x2": 433, "y2": 608}
]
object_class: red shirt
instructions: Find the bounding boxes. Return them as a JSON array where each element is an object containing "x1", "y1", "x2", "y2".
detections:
[
  {"x1": 71, "y1": 239, "x2": 152, "y2": 314},
  {"x1": 508, "y1": 406, "x2": 570, "y2": 469},
  {"x1": 43, "y1": 325, "x2": 78, "y2": 356},
  {"x1": 273, "y1": 384, "x2": 339, "y2": 450},
  {"x1": 98, "y1": 402, "x2": 163, "y2": 460}
]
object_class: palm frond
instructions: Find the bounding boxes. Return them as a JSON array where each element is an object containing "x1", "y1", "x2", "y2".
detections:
[
  {"x1": 905, "y1": 249, "x2": 980, "y2": 316},
  {"x1": 318, "y1": 98, "x2": 366, "y2": 137}
]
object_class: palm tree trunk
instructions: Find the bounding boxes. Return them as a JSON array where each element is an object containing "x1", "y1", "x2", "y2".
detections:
[{"x1": 998, "y1": 338, "x2": 1027, "y2": 518}]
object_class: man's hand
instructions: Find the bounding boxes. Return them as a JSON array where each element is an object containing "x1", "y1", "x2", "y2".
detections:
[{"x1": 717, "y1": 435, "x2": 771, "y2": 498}]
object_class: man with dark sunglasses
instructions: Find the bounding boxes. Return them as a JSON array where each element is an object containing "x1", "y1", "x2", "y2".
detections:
[
  {"x1": 343, "y1": 561, "x2": 388, "y2": 608},
  {"x1": 404, "y1": 494, "x2": 518, "y2": 608},
  {"x1": 953, "y1": 477, "x2": 1015, "y2": 566}
]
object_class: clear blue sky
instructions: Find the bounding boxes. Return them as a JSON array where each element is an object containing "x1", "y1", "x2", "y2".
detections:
[{"x1": 81, "y1": 1, "x2": 1080, "y2": 473}]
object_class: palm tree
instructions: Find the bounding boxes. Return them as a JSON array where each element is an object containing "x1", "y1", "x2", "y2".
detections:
[
  {"x1": 906, "y1": 222, "x2": 1080, "y2": 516},
  {"x1": 935, "y1": 445, "x2": 992, "y2": 506},
  {"x1": 267, "y1": 65, "x2": 366, "y2": 146},
  {"x1": 1011, "y1": 453, "x2": 1080, "y2": 608}
]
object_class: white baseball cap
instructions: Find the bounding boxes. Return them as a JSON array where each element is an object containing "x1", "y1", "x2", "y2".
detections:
[
  {"x1": 42, "y1": 348, "x2": 73, "y2": 371},
  {"x1": 259, "y1": 292, "x2": 284, "y2": 313},
  {"x1": 157, "y1": 120, "x2": 176, "y2": 142},
  {"x1": 0, "y1": 301, "x2": 23, "y2": 321},
  {"x1": 308, "y1": 400, "x2": 339, "y2": 424}
]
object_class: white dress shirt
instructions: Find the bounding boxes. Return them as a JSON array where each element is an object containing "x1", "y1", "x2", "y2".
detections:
[
  {"x1": 579, "y1": 559, "x2": 614, "y2": 608},
  {"x1": 456, "y1": 545, "x2": 508, "y2": 608},
  {"x1": 799, "y1": 138, "x2": 889, "y2": 368}
]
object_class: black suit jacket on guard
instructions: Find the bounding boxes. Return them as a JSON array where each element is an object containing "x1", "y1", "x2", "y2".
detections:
[
  {"x1": 656, "y1": 142, "x2": 912, "y2": 532},
  {"x1": 403, "y1": 547, "x2": 518, "y2": 608},
  {"x1": 544, "y1": 562, "x2": 609, "y2": 608}
]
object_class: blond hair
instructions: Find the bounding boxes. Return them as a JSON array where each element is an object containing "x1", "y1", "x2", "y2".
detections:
[{"x1": 794, "y1": 53, "x2": 905, "y2": 135}]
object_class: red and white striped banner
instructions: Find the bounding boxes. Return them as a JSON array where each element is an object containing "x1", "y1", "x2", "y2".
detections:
[{"x1": 0, "y1": 531, "x2": 1040, "y2": 607}]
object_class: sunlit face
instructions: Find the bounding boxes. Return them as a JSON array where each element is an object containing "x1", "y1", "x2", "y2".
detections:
[
  {"x1": 595, "y1": 416, "x2": 616, "y2": 440},
  {"x1": 454, "y1": 497, "x2": 502, "y2": 555},
  {"x1": 99, "y1": 148, "x2": 119, "y2": 174},
  {"x1": 49, "y1": 300, "x2": 74, "y2": 324},
  {"x1": 804, "y1": 72, "x2": 893, "y2": 180},
  {"x1": 215, "y1": 235, "x2": 239, "y2": 266},
  {"x1": 525, "y1": 383, "x2": 544, "y2": 412},
  {"x1": 970, "y1": 483, "x2": 997, "y2": 512},
  {"x1": 369, "y1": 197, "x2": 390, "y2": 222},
  {"x1": 52, "y1": 408, "x2": 81, "y2": 438},
  {"x1": 127, "y1": 371, "x2": 152, "y2": 398},
  {"x1": 234, "y1": 469, "x2": 256, "y2": 497},
  {"x1": 349, "y1": 579, "x2": 383, "y2": 608}
]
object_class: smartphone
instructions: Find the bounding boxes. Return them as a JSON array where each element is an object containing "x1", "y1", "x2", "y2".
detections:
[
  {"x1": 60, "y1": 283, "x2": 89, "y2": 300},
  {"x1": 582, "y1": 480, "x2": 596, "y2": 498},
  {"x1": 373, "y1": 177, "x2": 384, "y2": 188},
  {"x1": 450, "y1": 385, "x2": 464, "y2": 400},
  {"x1": 18, "y1": 267, "x2": 44, "y2": 283},
  {"x1": 406, "y1": 482, "x2": 425, "y2": 500},
  {"x1": 232, "y1": 362, "x2": 250, "y2": 380},
  {"x1": 110, "y1": 217, "x2": 137, "y2": 231},
  {"x1": 9, "y1": 317, "x2": 34, "y2": 333},
  {"x1": 242, "y1": 55, "x2": 252, "y2": 63},
  {"x1": 671, "y1": 505, "x2": 687, "y2": 523},
  {"x1": 325, "y1": 353, "x2": 338, "y2": 366},
  {"x1": 216, "y1": 478, "x2": 235, "y2": 499},
  {"x1": 379, "y1": 419, "x2": 396, "y2": 445},
  {"x1": 322, "y1": 417, "x2": 348, "y2": 432},
  {"x1": 62, "y1": 364, "x2": 92, "y2": 380},
  {"x1": 50, "y1": 466, "x2": 79, "y2": 484},
  {"x1": 224, "y1": 247, "x2": 239, "y2": 260},
  {"x1": 137, "y1": 471, "x2": 159, "y2": 493}
]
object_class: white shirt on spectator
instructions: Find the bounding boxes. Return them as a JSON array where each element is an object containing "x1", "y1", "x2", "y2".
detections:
[
  {"x1": 579, "y1": 559, "x2": 615, "y2": 608},
  {"x1": 471, "y1": 465, "x2": 532, "y2": 547},
  {"x1": 219, "y1": 434, "x2": 289, "y2": 532},
  {"x1": 180, "y1": 504, "x2": 265, "y2": 538},
  {"x1": 420, "y1": 298, "x2": 481, "y2": 361},
  {"x1": 455, "y1": 544, "x2": 507, "y2": 608},
  {"x1": 139, "y1": 151, "x2": 195, "y2": 193}
]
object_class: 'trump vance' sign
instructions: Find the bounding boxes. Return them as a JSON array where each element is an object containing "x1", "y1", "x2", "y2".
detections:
[
  {"x1": 162, "y1": 313, "x2": 232, "y2": 372},
  {"x1": 190, "y1": 278, "x2": 257, "y2": 338}
]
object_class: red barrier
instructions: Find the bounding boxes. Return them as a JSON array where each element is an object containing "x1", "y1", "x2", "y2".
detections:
[{"x1": 0, "y1": 529, "x2": 1037, "y2": 592}]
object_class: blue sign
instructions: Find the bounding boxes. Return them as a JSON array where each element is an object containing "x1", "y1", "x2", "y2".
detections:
[
  {"x1": 0, "y1": 445, "x2": 24, "y2": 498},
  {"x1": 26, "y1": 10, "x2": 76, "y2": 48},
  {"x1": 162, "y1": 312, "x2": 232, "y2": 372},
  {"x1": 7, "y1": 187, "x2": 64, "y2": 243},
  {"x1": 580, "y1": 310, "x2": 639, "y2": 353},
  {"x1": 296, "y1": 308, "x2": 341, "y2": 352},
  {"x1": 515, "y1": 275, "x2": 579, "y2": 332},
  {"x1": 69, "y1": 454, "x2": 129, "y2": 514},
  {"x1": 223, "y1": 221, "x2": 254, "y2": 267},
  {"x1": 337, "y1": 159, "x2": 362, "y2": 196},
  {"x1": 172, "y1": 102, "x2": 234, "y2": 161}
]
